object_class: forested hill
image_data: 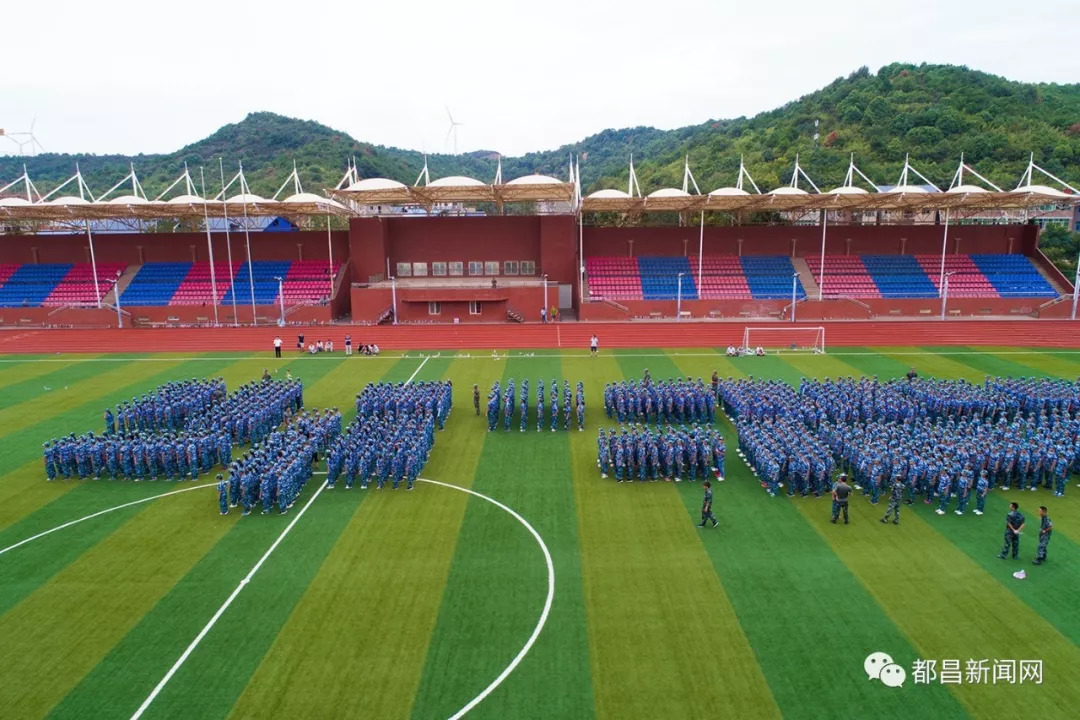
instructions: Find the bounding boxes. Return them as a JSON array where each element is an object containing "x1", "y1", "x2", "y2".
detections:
[{"x1": 3, "y1": 63, "x2": 1079, "y2": 197}]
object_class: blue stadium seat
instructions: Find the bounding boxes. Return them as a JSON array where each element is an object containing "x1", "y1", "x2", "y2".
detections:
[
  {"x1": 0, "y1": 264, "x2": 73, "y2": 307},
  {"x1": 221, "y1": 261, "x2": 293, "y2": 305},
  {"x1": 861, "y1": 255, "x2": 938, "y2": 298},
  {"x1": 637, "y1": 256, "x2": 698, "y2": 300},
  {"x1": 740, "y1": 256, "x2": 805, "y2": 300},
  {"x1": 120, "y1": 263, "x2": 192, "y2": 306},
  {"x1": 970, "y1": 255, "x2": 1057, "y2": 298}
]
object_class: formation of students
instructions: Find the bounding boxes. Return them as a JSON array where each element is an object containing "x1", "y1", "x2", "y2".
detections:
[
  {"x1": 325, "y1": 382, "x2": 448, "y2": 490},
  {"x1": 219, "y1": 408, "x2": 342, "y2": 515},
  {"x1": 718, "y1": 375, "x2": 1080, "y2": 511},
  {"x1": 602, "y1": 373, "x2": 716, "y2": 425},
  {"x1": 45, "y1": 377, "x2": 304, "y2": 483},
  {"x1": 484, "y1": 378, "x2": 586, "y2": 432},
  {"x1": 355, "y1": 380, "x2": 452, "y2": 431},
  {"x1": 103, "y1": 379, "x2": 226, "y2": 435},
  {"x1": 46, "y1": 429, "x2": 234, "y2": 482},
  {"x1": 595, "y1": 426, "x2": 726, "y2": 482}
]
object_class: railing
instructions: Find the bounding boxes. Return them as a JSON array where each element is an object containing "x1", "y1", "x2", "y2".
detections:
[
  {"x1": 331, "y1": 259, "x2": 350, "y2": 300},
  {"x1": 1031, "y1": 295, "x2": 1070, "y2": 318},
  {"x1": 595, "y1": 297, "x2": 630, "y2": 314},
  {"x1": 283, "y1": 302, "x2": 324, "y2": 319},
  {"x1": 46, "y1": 302, "x2": 129, "y2": 317}
]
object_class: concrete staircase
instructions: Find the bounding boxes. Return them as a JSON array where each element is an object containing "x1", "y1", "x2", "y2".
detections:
[{"x1": 792, "y1": 257, "x2": 820, "y2": 298}]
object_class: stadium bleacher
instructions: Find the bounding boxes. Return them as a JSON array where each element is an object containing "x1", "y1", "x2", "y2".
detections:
[
  {"x1": 0, "y1": 263, "x2": 126, "y2": 308},
  {"x1": 970, "y1": 254, "x2": 1056, "y2": 298},
  {"x1": 694, "y1": 256, "x2": 752, "y2": 299},
  {"x1": 120, "y1": 263, "x2": 193, "y2": 306},
  {"x1": 119, "y1": 260, "x2": 341, "y2": 307},
  {"x1": 740, "y1": 256, "x2": 805, "y2": 300},
  {"x1": 585, "y1": 257, "x2": 642, "y2": 299},
  {"x1": 807, "y1": 254, "x2": 1056, "y2": 299},
  {"x1": 805, "y1": 255, "x2": 881, "y2": 297},
  {"x1": 585, "y1": 255, "x2": 803, "y2": 301},
  {"x1": 638, "y1": 256, "x2": 698, "y2": 300},
  {"x1": 860, "y1": 255, "x2": 940, "y2": 298}
]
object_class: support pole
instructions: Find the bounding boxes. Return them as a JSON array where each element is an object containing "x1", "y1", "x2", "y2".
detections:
[
  {"x1": 940, "y1": 273, "x2": 953, "y2": 320},
  {"x1": 673, "y1": 274, "x2": 682, "y2": 321},
  {"x1": 817, "y1": 209, "x2": 827, "y2": 301},
  {"x1": 326, "y1": 214, "x2": 334, "y2": 304},
  {"x1": 543, "y1": 275, "x2": 549, "y2": 318},
  {"x1": 391, "y1": 276, "x2": 398, "y2": 325},
  {"x1": 85, "y1": 220, "x2": 102, "y2": 309},
  {"x1": 578, "y1": 211, "x2": 584, "y2": 304},
  {"x1": 115, "y1": 274, "x2": 123, "y2": 328},
  {"x1": 1071, "y1": 255, "x2": 1079, "y2": 321},
  {"x1": 239, "y1": 179, "x2": 257, "y2": 326},
  {"x1": 277, "y1": 277, "x2": 286, "y2": 325},
  {"x1": 938, "y1": 209, "x2": 950, "y2": 296},
  {"x1": 200, "y1": 168, "x2": 220, "y2": 326},
  {"x1": 791, "y1": 273, "x2": 797, "y2": 323},
  {"x1": 697, "y1": 210, "x2": 704, "y2": 291},
  {"x1": 219, "y1": 159, "x2": 239, "y2": 327}
]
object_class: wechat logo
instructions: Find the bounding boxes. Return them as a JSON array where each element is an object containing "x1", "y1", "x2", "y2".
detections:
[{"x1": 865, "y1": 651, "x2": 906, "y2": 688}]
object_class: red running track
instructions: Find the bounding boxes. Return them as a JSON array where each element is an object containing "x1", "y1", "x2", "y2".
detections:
[{"x1": 0, "y1": 321, "x2": 1077, "y2": 354}]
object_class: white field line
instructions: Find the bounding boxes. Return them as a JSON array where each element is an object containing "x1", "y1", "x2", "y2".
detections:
[
  {"x1": 405, "y1": 355, "x2": 430, "y2": 383},
  {"x1": 1, "y1": 349, "x2": 1080, "y2": 364},
  {"x1": 129, "y1": 351, "x2": 435, "y2": 719},
  {"x1": 129, "y1": 479, "x2": 329, "y2": 720},
  {"x1": 0, "y1": 483, "x2": 215, "y2": 558},
  {"x1": 415, "y1": 478, "x2": 555, "y2": 720}
]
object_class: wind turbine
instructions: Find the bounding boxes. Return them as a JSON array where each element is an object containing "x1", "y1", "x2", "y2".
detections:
[
  {"x1": 444, "y1": 106, "x2": 463, "y2": 154},
  {"x1": 3, "y1": 118, "x2": 45, "y2": 156}
]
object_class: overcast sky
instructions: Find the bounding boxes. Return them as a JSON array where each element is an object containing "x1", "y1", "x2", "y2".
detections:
[{"x1": 2, "y1": 0, "x2": 1077, "y2": 159}]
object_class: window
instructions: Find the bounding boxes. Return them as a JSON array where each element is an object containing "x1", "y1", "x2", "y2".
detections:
[
  {"x1": 396, "y1": 262, "x2": 412, "y2": 277},
  {"x1": 449, "y1": 262, "x2": 464, "y2": 276},
  {"x1": 520, "y1": 260, "x2": 536, "y2": 275},
  {"x1": 503, "y1": 261, "x2": 519, "y2": 275},
  {"x1": 432, "y1": 262, "x2": 447, "y2": 277},
  {"x1": 412, "y1": 262, "x2": 428, "y2": 277},
  {"x1": 485, "y1": 261, "x2": 500, "y2": 275},
  {"x1": 469, "y1": 301, "x2": 482, "y2": 315},
  {"x1": 428, "y1": 301, "x2": 441, "y2": 315},
  {"x1": 468, "y1": 261, "x2": 483, "y2": 276}
]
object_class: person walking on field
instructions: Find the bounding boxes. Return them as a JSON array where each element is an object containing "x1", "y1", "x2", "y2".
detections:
[
  {"x1": 273, "y1": 336, "x2": 282, "y2": 358},
  {"x1": 880, "y1": 477, "x2": 903, "y2": 525},
  {"x1": 697, "y1": 480, "x2": 718, "y2": 528},
  {"x1": 590, "y1": 335, "x2": 599, "y2": 357}
]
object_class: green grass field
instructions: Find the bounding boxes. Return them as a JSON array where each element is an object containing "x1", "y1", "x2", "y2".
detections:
[{"x1": 1, "y1": 346, "x2": 1079, "y2": 720}]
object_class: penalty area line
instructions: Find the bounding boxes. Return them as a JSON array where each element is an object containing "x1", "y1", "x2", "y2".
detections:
[
  {"x1": 0, "y1": 483, "x2": 216, "y2": 558},
  {"x1": 416, "y1": 478, "x2": 555, "y2": 720},
  {"x1": 129, "y1": 479, "x2": 329, "y2": 720}
]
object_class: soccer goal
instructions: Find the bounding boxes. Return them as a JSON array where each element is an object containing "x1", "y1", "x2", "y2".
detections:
[{"x1": 742, "y1": 326, "x2": 826, "y2": 354}]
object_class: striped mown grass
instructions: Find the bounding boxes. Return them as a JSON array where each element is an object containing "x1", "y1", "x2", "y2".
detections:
[{"x1": 0, "y1": 347, "x2": 1076, "y2": 719}]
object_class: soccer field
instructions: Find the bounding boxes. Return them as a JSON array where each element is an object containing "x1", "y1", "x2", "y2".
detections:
[{"x1": 1, "y1": 346, "x2": 1079, "y2": 720}]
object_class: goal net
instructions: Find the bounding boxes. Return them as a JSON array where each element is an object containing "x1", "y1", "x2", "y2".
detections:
[{"x1": 741, "y1": 326, "x2": 826, "y2": 354}]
